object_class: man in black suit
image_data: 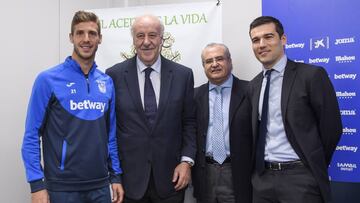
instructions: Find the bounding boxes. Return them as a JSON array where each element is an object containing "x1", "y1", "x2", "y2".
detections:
[
  {"x1": 192, "y1": 43, "x2": 252, "y2": 203},
  {"x1": 248, "y1": 16, "x2": 342, "y2": 203},
  {"x1": 106, "y1": 14, "x2": 196, "y2": 203}
]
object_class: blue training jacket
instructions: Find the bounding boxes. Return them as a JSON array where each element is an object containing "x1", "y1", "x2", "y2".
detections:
[{"x1": 22, "y1": 56, "x2": 122, "y2": 193}]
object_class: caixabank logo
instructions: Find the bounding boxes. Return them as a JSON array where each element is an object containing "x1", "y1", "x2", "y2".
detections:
[
  {"x1": 310, "y1": 36, "x2": 330, "y2": 50},
  {"x1": 337, "y1": 162, "x2": 357, "y2": 172}
]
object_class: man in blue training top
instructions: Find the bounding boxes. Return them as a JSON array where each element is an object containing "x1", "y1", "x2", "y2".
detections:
[{"x1": 21, "y1": 10, "x2": 123, "y2": 203}]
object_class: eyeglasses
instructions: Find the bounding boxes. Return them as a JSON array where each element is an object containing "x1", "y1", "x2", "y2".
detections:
[{"x1": 203, "y1": 56, "x2": 227, "y2": 65}]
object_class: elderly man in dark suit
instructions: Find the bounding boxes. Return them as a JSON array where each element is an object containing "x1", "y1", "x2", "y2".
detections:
[
  {"x1": 248, "y1": 16, "x2": 342, "y2": 203},
  {"x1": 192, "y1": 43, "x2": 252, "y2": 203},
  {"x1": 106, "y1": 14, "x2": 196, "y2": 203}
]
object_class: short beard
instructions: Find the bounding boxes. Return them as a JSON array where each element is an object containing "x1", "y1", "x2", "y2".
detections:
[{"x1": 73, "y1": 45, "x2": 97, "y2": 61}]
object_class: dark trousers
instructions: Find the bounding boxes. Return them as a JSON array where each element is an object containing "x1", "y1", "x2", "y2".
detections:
[
  {"x1": 252, "y1": 164, "x2": 323, "y2": 203},
  {"x1": 124, "y1": 172, "x2": 184, "y2": 203},
  {"x1": 197, "y1": 162, "x2": 236, "y2": 203},
  {"x1": 48, "y1": 186, "x2": 111, "y2": 203}
]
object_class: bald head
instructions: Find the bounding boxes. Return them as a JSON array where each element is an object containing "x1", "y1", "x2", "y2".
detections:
[{"x1": 131, "y1": 14, "x2": 164, "y2": 38}]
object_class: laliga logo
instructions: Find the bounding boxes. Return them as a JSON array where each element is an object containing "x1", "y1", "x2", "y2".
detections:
[
  {"x1": 337, "y1": 162, "x2": 357, "y2": 171},
  {"x1": 310, "y1": 36, "x2": 329, "y2": 50}
]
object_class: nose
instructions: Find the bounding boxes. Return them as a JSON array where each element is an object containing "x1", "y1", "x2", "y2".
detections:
[
  {"x1": 83, "y1": 33, "x2": 90, "y2": 42},
  {"x1": 211, "y1": 59, "x2": 219, "y2": 67},
  {"x1": 259, "y1": 38, "x2": 266, "y2": 47},
  {"x1": 143, "y1": 35, "x2": 151, "y2": 45}
]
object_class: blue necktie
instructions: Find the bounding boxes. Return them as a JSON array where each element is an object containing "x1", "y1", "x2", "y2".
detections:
[
  {"x1": 256, "y1": 69, "x2": 273, "y2": 173},
  {"x1": 212, "y1": 86, "x2": 227, "y2": 164},
  {"x1": 144, "y1": 67, "x2": 157, "y2": 127}
]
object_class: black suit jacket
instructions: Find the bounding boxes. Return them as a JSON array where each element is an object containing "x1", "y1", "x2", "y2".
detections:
[
  {"x1": 248, "y1": 59, "x2": 342, "y2": 202},
  {"x1": 192, "y1": 76, "x2": 253, "y2": 203},
  {"x1": 106, "y1": 56, "x2": 196, "y2": 200}
]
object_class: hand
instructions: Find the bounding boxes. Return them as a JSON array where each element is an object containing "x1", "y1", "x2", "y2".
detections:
[
  {"x1": 172, "y1": 162, "x2": 191, "y2": 191},
  {"x1": 111, "y1": 183, "x2": 124, "y2": 203},
  {"x1": 31, "y1": 189, "x2": 49, "y2": 203}
]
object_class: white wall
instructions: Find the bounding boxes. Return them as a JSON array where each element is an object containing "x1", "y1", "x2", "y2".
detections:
[{"x1": 0, "y1": 0, "x2": 261, "y2": 202}]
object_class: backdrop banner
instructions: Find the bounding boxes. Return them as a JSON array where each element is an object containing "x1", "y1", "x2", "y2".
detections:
[
  {"x1": 262, "y1": 0, "x2": 360, "y2": 182},
  {"x1": 91, "y1": 1, "x2": 222, "y2": 87}
]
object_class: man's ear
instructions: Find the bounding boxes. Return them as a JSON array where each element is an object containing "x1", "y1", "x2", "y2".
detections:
[
  {"x1": 99, "y1": 34, "x2": 102, "y2": 44},
  {"x1": 69, "y1": 33, "x2": 74, "y2": 44}
]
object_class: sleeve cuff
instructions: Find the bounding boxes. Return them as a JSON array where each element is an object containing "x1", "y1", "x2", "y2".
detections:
[
  {"x1": 30, "y1": 179, "x2": 46, "y2": 193},
  {"x1": 109, "y1": 173, "x2": 122, "y2": 184},
  {"x1": 181, "y1": 156, "x2": 195, "y2": 166}
]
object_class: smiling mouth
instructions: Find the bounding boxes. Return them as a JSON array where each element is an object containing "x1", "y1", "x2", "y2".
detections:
[
  {"x1": 211, "y1": 69, "x2": 222, "y2": 73},
  {"x1": 80, "y1": 45, "x2": 92, "y2": 51},
  {"x1": 258, "y1": 50, "x2": 270, "y2": 56}
]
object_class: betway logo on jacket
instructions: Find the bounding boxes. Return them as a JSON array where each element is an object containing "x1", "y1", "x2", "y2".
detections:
[{"x1": 70, "y1": 100, "x2": 106, "y2": 112}]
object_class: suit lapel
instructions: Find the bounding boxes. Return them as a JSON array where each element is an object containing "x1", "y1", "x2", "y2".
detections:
[
  {"x1": 154, "y1": 57, "x2": 173, "y2": 127},
  {"x1": 124, "y1": 57, "x2": 149, "y2": 125},
  {"x1": 281, "y1": 60, "x2": 297, "y2": 121},
  {"x1": 229, "y1": 77, "x2": 245, "y2": 126},
  {"x1": 200, "y1": 84, "x2": 210, "y2": 138},
  {"x1": 251, "y1": 73, "x2": 263, "y2": 144}
]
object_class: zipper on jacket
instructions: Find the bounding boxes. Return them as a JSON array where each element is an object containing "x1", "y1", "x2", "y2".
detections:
[
  {"x1": 59, "y1": 140, "x2": 67, "y2": 170},
  {"x1": 84, "y1": 74, "x2": 90, "y2": 94}
]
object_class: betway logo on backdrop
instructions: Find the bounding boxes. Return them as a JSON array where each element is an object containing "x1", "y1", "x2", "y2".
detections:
[
  {"x1": 336, "y1": 91, "x2": 356, "y2": 99},
  {"x1": 337, "y1": 162, "x2": 357, "y2": 172},
  {"x1": 336, "y1": 145, "x2": 358, "y2": 153},
  {"x1": 308, "y1": 57, "x2": 330, "y2": 64},
  {"x1": 335, "y1": 55, "x2": 356, "y2": 63},
  {"x1": 70, "y1": 100, "x2": 106, "y2": 112},
  {"x1": 343, "y1": 127, "x2": 357, "y2": 135},
  {"x1": 334, "y1": 73, "x2": 357, "y2": 80},
  {"x1": 335, "y1": 37, "x2": 355, "y2": 45},
  {"x1": 285, "y1": 43, "x2": 305, "y2": 49}
]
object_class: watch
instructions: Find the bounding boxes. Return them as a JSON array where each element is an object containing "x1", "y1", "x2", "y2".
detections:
[{"x1": 182, "y1": 160, "x2": 194, "y2": 167}]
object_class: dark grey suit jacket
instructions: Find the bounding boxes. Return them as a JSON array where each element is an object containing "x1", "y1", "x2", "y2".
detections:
[
  {"x1": 248, "y1": 59, "x2": 342, "y2": 202},
  {"x1": 106, "y1": 55, "x2": 196, "y2": 200},
  {"x1": 192, "y1": 76, "x2": 253, "y2": 203}
]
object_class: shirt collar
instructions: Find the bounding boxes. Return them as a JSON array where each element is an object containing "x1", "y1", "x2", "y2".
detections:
[
  {"x1": 262, "y1": 54, "x2": 287, "y2": 76},
  {"x1": 137, "y1": 55, "x2": 161, "y2": 73},
  {"x1": 209, "y1": 74, "x2": 233, "y2": 91}
]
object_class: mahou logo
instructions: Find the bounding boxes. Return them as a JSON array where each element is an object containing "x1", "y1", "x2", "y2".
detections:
[
  {"x1": 336, "y1": 91, "x2": 356, "y2": 99},
  {"x1": 335, "y1": 55, "x2": 356, "y2": 63},
  {"x1": 343, "y1": 127, "x2": 357, "y2": 135}
]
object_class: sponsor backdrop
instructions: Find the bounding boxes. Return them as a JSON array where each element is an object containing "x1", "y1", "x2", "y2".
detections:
[
  {"x1": 262, "y1": 0, "x2": 360, "y2": 182},
  {"x1": 91, "y1": 2, "x2": 222, "y2": 87}
]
